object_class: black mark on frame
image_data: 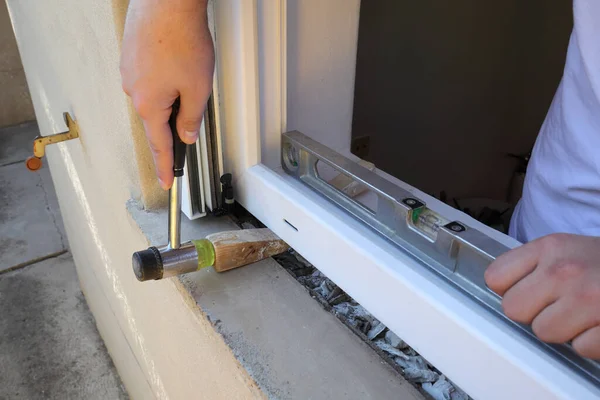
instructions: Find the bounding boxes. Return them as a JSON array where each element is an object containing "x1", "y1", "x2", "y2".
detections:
[{"x1": 284, "y1": 219, "x2": 298, "y2": 231}]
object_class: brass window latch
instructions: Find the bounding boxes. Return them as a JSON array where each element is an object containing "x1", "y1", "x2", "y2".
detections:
[{"x1": 26, "y1": 112, "x2": 79, "y2": 171}]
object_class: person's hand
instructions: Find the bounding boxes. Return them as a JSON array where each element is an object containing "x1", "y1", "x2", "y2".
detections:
[
  {"x1": 485, "y1": 233, "x2": 600, "y2": 359},
  {"x1": 120, "y1": 0, "x2": 214, "y2": 189}
]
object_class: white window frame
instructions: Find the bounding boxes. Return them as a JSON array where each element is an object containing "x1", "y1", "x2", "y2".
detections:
[{"x1": 211, "y1": 1, "x2": 598, "y2": 399}]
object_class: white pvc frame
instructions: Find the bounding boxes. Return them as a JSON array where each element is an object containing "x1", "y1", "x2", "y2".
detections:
[{"x1": 212, "y1": 1, "x2": 599, "y2": 399}]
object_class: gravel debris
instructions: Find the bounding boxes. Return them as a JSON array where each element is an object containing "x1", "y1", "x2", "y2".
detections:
[
  {"x1": 273, "y1": 248, "x2": 472, "y2": 399},
  {"x1": 314, "y1": 279, "x2": 335, "y2": 298},
  {"x1": 333, "y1": 303, "x2": 371, "y2": 321},
  {"x1": 291, "y1": 267, "x2": 314, "y2": 278},
  {"x1": 395, "y1": 356, "x2": 439, "y2": 383},
  {"x1": 367, "y1": 321, "x2": 386, "y2": 340},
  {"x1": 374, "y1": 340, "x2": 406, "y2": 358},
  {"x1": 295, "y1": 254, "x2": 312, "y2": 268},
  {"x1": 241, "y1": 221, "x2": 258, "y2": 230},
  {"x1": 328, "y1": 291, "x2": 351, "y2": 306},
  {"x1": 422, "y1": 375, "x2": 469, "y2": 400},
  {"x1": 385, "y1": 329, "x2": 408, "y2": 349}
]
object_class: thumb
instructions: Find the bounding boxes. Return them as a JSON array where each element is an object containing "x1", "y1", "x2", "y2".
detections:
[{"x1": 176, "y1": 91, "x2": 206, "y2": 145}]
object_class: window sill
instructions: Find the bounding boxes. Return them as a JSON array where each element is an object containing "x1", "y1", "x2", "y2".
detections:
[{"x1": 126, "y1": 200, "x2": 425, "y2": 399}]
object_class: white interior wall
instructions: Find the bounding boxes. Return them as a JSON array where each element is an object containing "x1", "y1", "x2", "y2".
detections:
[{"x1": 285, "y1": 0, "x2": 361, "y2": 155}]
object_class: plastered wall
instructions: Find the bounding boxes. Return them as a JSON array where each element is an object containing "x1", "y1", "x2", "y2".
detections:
[
  {"x1": 5, "y1": 1, "x2": 262, "y2": 398},
  {"x1": 0, "y1": 0, "x2": 34, "y2": 127}
]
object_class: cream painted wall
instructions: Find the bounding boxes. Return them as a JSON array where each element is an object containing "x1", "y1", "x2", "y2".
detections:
[
  {"x1": 5, "y1": 1, "x2": 263, "y2": 398},
  {"x1": 0, "y1": 0, "x2": 34, "y2": 127}
]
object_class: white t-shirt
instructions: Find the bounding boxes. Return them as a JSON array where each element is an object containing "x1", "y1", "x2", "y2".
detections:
[{"x1": 510, "y1": 0, "x2": 600, "y2": 242}]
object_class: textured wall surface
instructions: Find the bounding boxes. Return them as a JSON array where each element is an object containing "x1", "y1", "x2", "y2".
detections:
[
  {"x1": 4, "y1": 1, "x2": 262, "y2": 398},
  {"x1": 0, "y1": 1, "x2": 34, "y2": 127}
]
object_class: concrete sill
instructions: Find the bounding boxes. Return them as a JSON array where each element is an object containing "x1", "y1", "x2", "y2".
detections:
[{"x1": 126, "y1": 200, "x2": 423, "y2": 399}]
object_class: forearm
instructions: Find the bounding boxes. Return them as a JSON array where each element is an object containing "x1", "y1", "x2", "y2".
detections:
[{"x1": 128, "y1": 0, "x2": 208, "y2": 11}]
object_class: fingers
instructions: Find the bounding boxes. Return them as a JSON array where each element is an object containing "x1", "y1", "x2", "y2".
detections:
[
  {"x1": 485, "y1": 240, "x2": 540, "y2": 296},
  {"x1": 484, "y1": 233, "x2": 600, "y2": 359},
  {"x1": 176, "y1": 90, "x2": 208, "y2": 145},
  {"x1": 142, "y1": 118, "x2": 174, "y2": 189},
  {"x1": 131, "y1": 93, "x2": 176, "y2": 189},
  {"x1": 531, "y1": 298, "x2": 599, "y2": 344},
  {"x1": 130, "y1": 88, "x2": 208, "y2": 188},
  {"x1": 501, "y1": 266, "x2": 559, "y2": 324},
  {"x1": 572, "y1": 325, "x2": 600, "y2": 360}
]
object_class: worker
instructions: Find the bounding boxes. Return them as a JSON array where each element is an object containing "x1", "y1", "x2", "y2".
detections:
[{"x1": 120, "y1": 0, "x2": 600, "y2": 359}]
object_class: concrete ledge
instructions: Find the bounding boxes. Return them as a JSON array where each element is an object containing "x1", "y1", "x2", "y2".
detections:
[
  {"x1": 128, "y1": 201, "x2": 424, "y2": 400},
  {"x1": 44, "y1": 144, "x2": 265, "y2": 399}
]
